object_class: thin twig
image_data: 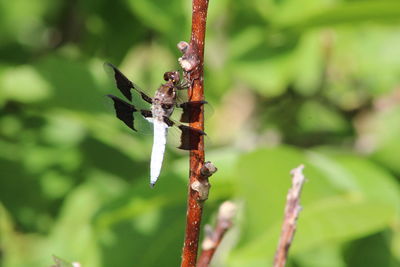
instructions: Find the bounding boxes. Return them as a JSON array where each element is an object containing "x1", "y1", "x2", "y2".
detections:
[
  {"x1": 273, "y1": 164, "x2": 306, "y2": 267},
  {"x1": 51, "y1": 255, "x2": 81, "y2": 267},
  {"x1": 197, "y1": 201, "x2": 237, "y2": 267},
  {"x1": 180, "y1": 0, "x2": 210, "y2": 267}
]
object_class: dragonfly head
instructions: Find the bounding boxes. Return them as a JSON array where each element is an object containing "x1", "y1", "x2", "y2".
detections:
[{"x1": 163, "y1": 71, "x2": 180, "y2": 84}]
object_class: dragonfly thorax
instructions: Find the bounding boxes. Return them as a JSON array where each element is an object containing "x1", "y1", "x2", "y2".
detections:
[
  {"x1": 152, "y1": 83, "x2": 177, "y2": 121},
  {"x1": 151, "y1": 102, "x2": 174, "y2": 121}
]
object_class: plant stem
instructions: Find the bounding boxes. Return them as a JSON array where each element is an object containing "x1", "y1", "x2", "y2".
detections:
[
  {"x1": 180, "y1": 0, "x2": 210, "y2": 266},
  {"x1": 274, "y1": 165, "x2": 306, "y2": 267},
  {"x1": 197, "y1": 201, "x2": 236, "y2": 267}
]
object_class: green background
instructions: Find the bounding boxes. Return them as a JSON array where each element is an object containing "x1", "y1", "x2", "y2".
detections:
[{"x1": 1, "y1": 0, "x2": 400, "y2": 266}]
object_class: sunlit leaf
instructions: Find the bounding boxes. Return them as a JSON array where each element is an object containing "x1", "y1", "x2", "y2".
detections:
[
  {"x1": 227, "y1": 146, "x2": 400, "y2": 265},
  {"x1": 51, "y1": 255, "x2": 79, "y2": 267},
  {"x1": 0, "y1": 65, "x2": 52, "y2": 103},
  {"x1": 281, "y1": 1, "x2": 400, "y2": 30}
]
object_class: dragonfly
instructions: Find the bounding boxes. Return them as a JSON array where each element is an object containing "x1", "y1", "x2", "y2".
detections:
[{"x1": 105, "y1": 63, "x2": 206, "y2": 187}]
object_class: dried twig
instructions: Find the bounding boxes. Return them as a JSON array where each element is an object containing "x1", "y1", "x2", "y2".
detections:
[
  {"x1": 180, "y1": 0, "x2": 210, "y2": 266},
  {"x1": 273, "y1": 164, "x2": 306, "y2": 267},
  {"x1": 197, "y1": 201, "x2": 237, "y2": 267}
]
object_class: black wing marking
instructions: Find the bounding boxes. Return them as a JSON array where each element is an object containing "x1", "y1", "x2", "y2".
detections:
[
  {"x1": 107, "y1": 94, "x2": 151, "y2": 132},
  {"x1": 163, "y1": 116, "x2": 206, "y2": 150},
  {"x1": 138, "y1": 91, "x2": 153, "y2": 104},
  {"x1": 177, "y1": 125, "x2": 206, "y2": 150},
  {"x1": 140, "y1": 109, "x2": 153, "y2": 118},
  {"x1": 104, "y1": 62, "x2": 153, "y2": 104},
  {"x1": 163, "y1": 117, "x2": 175, "y2": 127},
  {"x1": 105, "y1": 63, "x2": 134, "y2": 101},
  {"x1": 178, "y1": 100, "x2": 207, "y2": 123}
]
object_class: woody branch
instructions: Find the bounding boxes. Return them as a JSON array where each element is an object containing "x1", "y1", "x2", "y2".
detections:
[
  {"x1": 273, "y1": 164, "x2": 306, "y2": 267},
  {"x1": 197, "y1": 201, "x2": 237, "y2": 267},
  {"x1": 179, "y1": 0, "x2": 211, "y2": 266}
]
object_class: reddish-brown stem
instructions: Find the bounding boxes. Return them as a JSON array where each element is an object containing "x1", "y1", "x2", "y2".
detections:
[
  {"x1": 274, "y1": 165, "x2": 306, "y2": 267},
  {"x1": 180, "y1": 0, "x2": 210, "y2": 267},
  {"x1": 197, "y1": 201, "x2": 236, "y2": 267}
]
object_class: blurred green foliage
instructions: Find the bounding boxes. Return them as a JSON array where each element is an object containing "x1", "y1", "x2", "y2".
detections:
[{"x1": 1, "y1": 0, "x2": 400, "y2": 266}]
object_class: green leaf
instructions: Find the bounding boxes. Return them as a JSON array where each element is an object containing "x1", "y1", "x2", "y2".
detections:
[
  {"x1": 282, "y1": 1, "x2": 400, "y2": 31},
  {"x1": 126, "y1": 0, "x2": 187, "y2": 34},
  {"x1": 344, "y1": 232, "x2": 400, "y2": 267},
  {"x1": 0, "y1": 65, "x2": 52, "y2": 103},
  {"x1": 0, "y1": 204, "x2": 49, "y2": 266},
  {"x1": 297, "y1": 101, "x2": 349, "y2": 133},
  {"x1": 229, "y1": 27, "x2": 266, "y2": 60},
  {"x1": 35, "y1": 55, "x2": 104, "y2": 113},
  {"x1": 233, "y1": 52, "x2": 296, "y2": 97},
  {"x1": 294, "y1": 244, "x2": 346, "y2": 267},
  {"x1": 51, "y1": 255, "x2": 78, "y2": 267},
  {"x1": 292, "y1": 31, "x2": 323, "y2": 96},
  {"x1": 292, "y1": 197, "x2": 395, "y2": 252},
  {"x1": 227, "y1": 146, "x2": 400, "y2": 266}
]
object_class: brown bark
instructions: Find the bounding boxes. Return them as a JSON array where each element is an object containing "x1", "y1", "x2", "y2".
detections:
[{"x1": 180, "y1": 0, "x2": 210, "y2": 267}]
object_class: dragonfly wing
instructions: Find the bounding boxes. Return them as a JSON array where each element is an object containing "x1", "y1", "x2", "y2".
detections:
[
  {"x1": 104, "y1": 63, "x2": 134, "y2": 101},
  {"x1": 163, "y1": 117, "x2": 206, "y2": 150},
  {"x1": 107, "y1": 94, "x2": 154, "y2": 134},
  {"x1": 104, "y1": 62, "x2": 153, "y2": 104},
  {"x1": 107, "y1": 94, "x2": 137, "y2": 130},
  {"x1": 177, "y1": 124, "x2": 206, "y2": 150},
  {"x1": 178, "y1": 100, "x2": 208, "y2": 123}
]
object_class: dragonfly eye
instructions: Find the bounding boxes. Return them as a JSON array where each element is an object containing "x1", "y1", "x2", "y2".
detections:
[{"x1": 163, "y1": 71, "x2": 180, "y2": 83}]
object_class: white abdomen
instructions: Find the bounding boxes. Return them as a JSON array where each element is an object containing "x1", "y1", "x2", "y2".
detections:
[{"x1": 150, "y1": 120, "x2": 168, "y2": 186}]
